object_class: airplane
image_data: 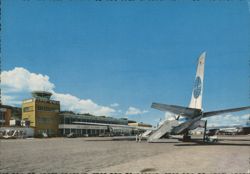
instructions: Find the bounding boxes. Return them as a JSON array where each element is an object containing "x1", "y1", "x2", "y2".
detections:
[
  {"x1": 0, "y1": 129, "x2": 24, "y2": 139},
  {"x1": 218, "y1": 127, "x2": 242, "y2": 135},
  {"x1": 150, "y1": 52, "x2": 250, "y2": 142}
]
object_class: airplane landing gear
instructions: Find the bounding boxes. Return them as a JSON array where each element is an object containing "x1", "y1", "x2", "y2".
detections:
[
  {"x1": 183, "y1": 132, "x2": 191, "y2": 142},
  {"x1": 203, "y1": 120, "x2": 207, "y2": 142}
]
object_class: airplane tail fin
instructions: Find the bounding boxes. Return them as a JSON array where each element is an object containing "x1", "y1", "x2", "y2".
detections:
[{"x1": 189, "y1": 52, "x2": 206, "y2": 110}]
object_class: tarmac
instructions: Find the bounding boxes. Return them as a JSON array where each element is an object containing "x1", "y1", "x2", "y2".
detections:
[{"x1": 0, "y1": 135, "x2": 250, "y2": 173}]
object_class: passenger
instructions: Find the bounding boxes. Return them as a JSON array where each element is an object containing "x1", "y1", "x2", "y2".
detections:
[{"x1": 139, "y1": 133, "x2": 142, "y2": 142}]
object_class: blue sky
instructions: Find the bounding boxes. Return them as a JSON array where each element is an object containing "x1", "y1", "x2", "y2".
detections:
[{"x1": 2, "y1": 0, "x2": 250, "y2": 126}]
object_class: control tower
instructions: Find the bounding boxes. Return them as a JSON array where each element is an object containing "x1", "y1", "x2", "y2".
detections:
[
  {"x1": 31, "y1": 91, "x2": 52, "y2": 100},
  {"x1": 22, "y1": 91, "x2": 60, "y2": 137}
]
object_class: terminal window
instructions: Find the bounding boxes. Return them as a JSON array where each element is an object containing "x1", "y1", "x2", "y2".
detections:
[
  {"x1": 37, "y1": 105, "x2": 59, "y2": 112},
  {"x1": 23, "y1": 106, "x2": 34, "y2": 112},
  {"x1": 0, "y1": 112, "x2": 5, "y2": 123}
]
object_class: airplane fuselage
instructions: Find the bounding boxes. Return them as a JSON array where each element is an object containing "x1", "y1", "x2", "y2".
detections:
[{"x1": 172, "y1": 115, "x2": 203, "y2": 134}]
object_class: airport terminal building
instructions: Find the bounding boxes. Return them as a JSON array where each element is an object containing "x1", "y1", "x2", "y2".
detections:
[
  {"x1": 58, "y1": 112, "x2": 138, "y2": 137},
  {"x1": 19, "y1": 91, "x2": 151, "y2": 137}
]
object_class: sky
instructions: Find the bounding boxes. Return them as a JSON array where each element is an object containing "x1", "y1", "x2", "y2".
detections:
[{"x1": 1, "y1": 0, "x2": 250, "y2": 126}]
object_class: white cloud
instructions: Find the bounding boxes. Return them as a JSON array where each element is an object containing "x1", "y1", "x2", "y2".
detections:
[
  {"x1": 163, "y1": 111, "x2": 249, "y2": 127},
  {"x1": 110, "y1": 103, "x2": 119, "y2": 107},
  {"x1": 125, "y1": 106, "x2": 148, "y2": 115},
  {"x1": 162, "y1": 111, "x2": 249, "y2": 127},
  {"x1": 2, "y1": 67, "x2": 116, "y2": 116},
  {"x1": 2, "y1": 67, "x2": 55, "y2": 93},
  {"x1": 207, "y1": 113, "x2": 249, "y2": 127},
  {"x1": 165, "y1": 112, "x2": 176, "y2": 121},
  {"x1": 52, "y1": 92, "x2": 115, "y2": 116},
  {"x1": 2, "y1": 95, "x2": 20, "y2": 106}
]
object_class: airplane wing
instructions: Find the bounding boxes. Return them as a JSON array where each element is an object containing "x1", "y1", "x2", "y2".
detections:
[
  {"x1": 151, "y1": 102, "x2": 202, "y2": 118},
  {"x1": 203, "y1": 106, "x2": 250, "y2": 118}
]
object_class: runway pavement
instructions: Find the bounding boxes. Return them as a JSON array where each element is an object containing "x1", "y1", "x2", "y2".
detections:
[{"x1": 0, "y1": 135, "x2": 249, "y2": 173}]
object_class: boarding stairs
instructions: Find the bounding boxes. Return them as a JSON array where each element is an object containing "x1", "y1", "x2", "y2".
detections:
[{"x1": 147, "y1": 120, "x2": 179, "y2": 142}]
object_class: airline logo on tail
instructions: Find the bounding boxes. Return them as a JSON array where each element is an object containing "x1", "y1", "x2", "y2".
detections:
[
  {"x1": 193, "y1": 76, "x2": 202, "y2": 99},
  {"x1": 189, "y1": 52, "x2": 206, "y2": 110}
]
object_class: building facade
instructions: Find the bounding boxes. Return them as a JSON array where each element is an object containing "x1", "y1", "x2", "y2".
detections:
[
  {"x1": 58, "y1": 112, "x2": 138, "y2": 137},
  {"x1": 128, "y1": 122, "x2": 152, "y2": 128},
  {"x1": 19, "y1": 91, "x2": 152, "y2": 138},
  {"x1": 0, "y1": 105, "x2": 22, "y2": 127},
  {"x1": 22, "y1": 91, "x2": 60, "y2": 137}
]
